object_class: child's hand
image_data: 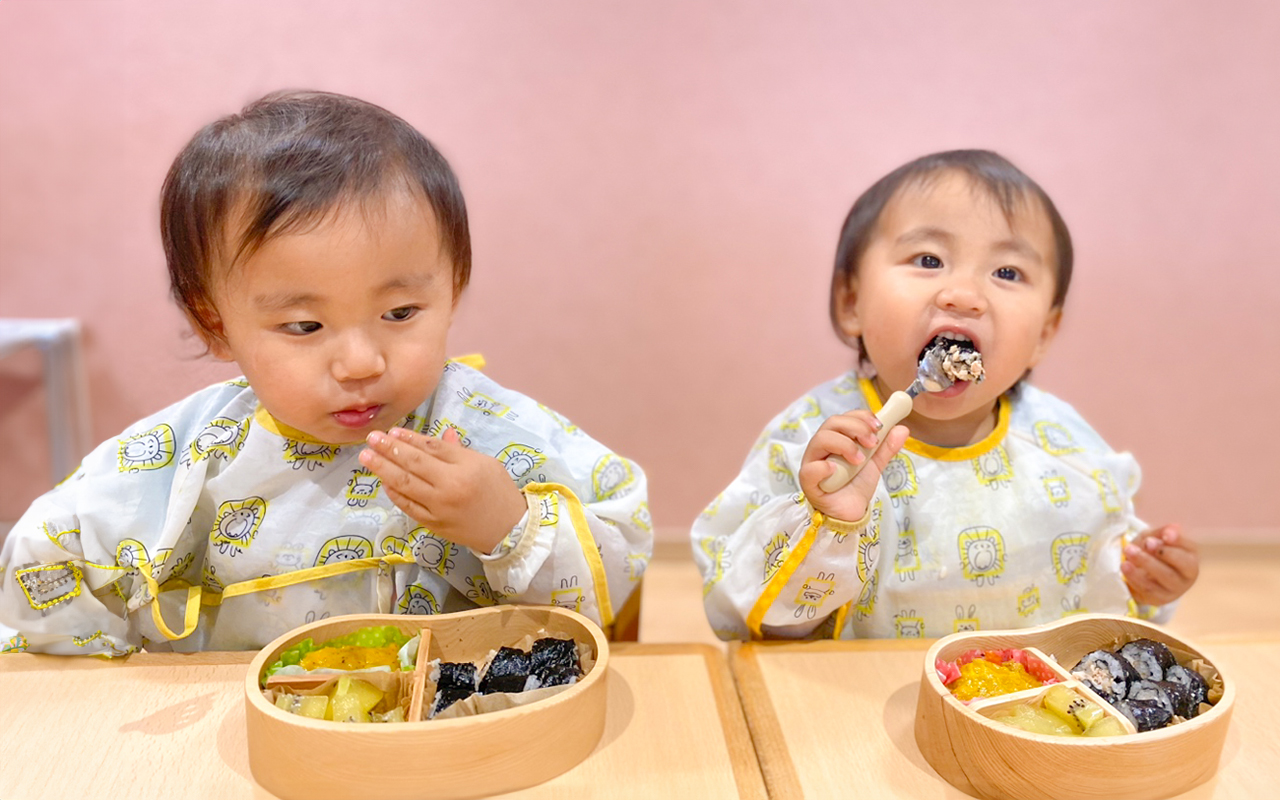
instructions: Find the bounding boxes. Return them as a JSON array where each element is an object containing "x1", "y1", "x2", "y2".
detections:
[
  {"x1": 798, "y1": 411, "x2": 909, "y2": 522},
  {"x1": 359, "y1": 427, "x2": 527, "y2": 554},
  {"x1": 1122, "y1": 525, "x2": 1199, "y2": 606}
]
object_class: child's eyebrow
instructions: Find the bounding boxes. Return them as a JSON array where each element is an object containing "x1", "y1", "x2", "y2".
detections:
[
  {"x1": 373, "y1": 273, "x2": 436, "y2": 295},
  {"x1": 252, "y1": 291, "x2": 320, "y2": 312},
  {"x1": 252, "y1": 274, "x2": 438, "y2": 311},
  {"x1": 896, "y1": 226, "x2": 954, "y2": 248},
  {"x1": 990, "y1": 238, "x2": 1042, "y2": 264}
]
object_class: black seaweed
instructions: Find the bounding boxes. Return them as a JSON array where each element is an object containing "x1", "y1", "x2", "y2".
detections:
[
  {"x1": 1165, "y1": 664, "x2": 1210, "y2": 715},
  {"x1": 479, "y1": 646, "x2": 532, "y2": 694},
  {"x1": 1118, "y1": 638, "x2": 1177, "y2": 681},
  {"x1": 1114, "y1": 698, "x2": 1173, "y2": 732},
  {"x1": 1070, "y1": 650, "x2": 1140, "y2": 703},
  {"x1": 531, "y1": 637, "x2": 582, "y2": 688},
  {"x1": 1127, "y1": 679, "x2": 1176, "y2": 718},
  {"x1": 432, "y1": 661, "x2": 478, "y2": 715}
]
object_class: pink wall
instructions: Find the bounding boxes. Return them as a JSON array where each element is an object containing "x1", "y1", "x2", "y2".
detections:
[{"x1": 2, "y1": 1, "x2": 1277, "y2": 540}]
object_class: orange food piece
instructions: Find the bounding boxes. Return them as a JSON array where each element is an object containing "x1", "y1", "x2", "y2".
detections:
[
  {"x1": 299, "y1": 643, "x2": 401, "y2": 671},
  {"x1": 949, "y1": 658, "x2": 1042, "y2": 701}
]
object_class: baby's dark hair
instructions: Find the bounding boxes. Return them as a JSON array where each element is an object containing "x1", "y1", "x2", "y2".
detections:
[
  {"x1": 829, "y1": 149, "x2": 1073, "y2": 347},
  {"x1": 161, "y1": 89, "x2": 471, "y2": 344}
]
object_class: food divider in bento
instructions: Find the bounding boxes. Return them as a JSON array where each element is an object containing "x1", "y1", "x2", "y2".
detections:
[
  {"x1": 915, "y1": 614, "x2": 1234, "y2": 800},
  {"x1": 243, "y1": 606, "x2": 610, "y2": 800}
]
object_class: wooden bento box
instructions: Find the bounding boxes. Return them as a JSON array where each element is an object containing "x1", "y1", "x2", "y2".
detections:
[
  {"x1": 244, "y1": 605, "x2": 610, "y2": 800},
  {"x1": 914, "y1": 614, "x2": 1234, "y2": 800}
]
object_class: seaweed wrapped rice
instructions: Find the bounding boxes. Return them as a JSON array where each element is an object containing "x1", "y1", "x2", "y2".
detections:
[
  {"x1": 431, "y1": 662, "x2": 478, "y2": 717},
  {"x1": 479, "y1": 647, "x2": 532, "y2": 695},
  {"x1": 530, "y1": 637, "x2": 583, "y2": 689},
  {"x1": 1165, "y1": 664, "x2": 1210, "y2": 713},
  {"x1": 1070, "y1": 650, "x2": 1140, "y2": 703},
  {"x1": 1113, "y1": 698, "x2": 1174, "y2": 732},
  {"x1": 1118, "y1": 638, "x2": 1177, "y2": 681}
]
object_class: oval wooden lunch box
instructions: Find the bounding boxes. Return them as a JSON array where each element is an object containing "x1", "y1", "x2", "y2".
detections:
[
  {"x1": 914, "y1": 614, "x2": 1235, "y2": 800},
  {"x1": 244, "y1": 605, "x2": 610, "y2": 800}
]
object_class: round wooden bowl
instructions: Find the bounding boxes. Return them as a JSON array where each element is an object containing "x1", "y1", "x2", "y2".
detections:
[
  {"x1": 244, "y1": 605, "x2": 609, "y2": 800},
  {"x1": 914, "y1": 614, "x2": 1234, "y2": 800}
]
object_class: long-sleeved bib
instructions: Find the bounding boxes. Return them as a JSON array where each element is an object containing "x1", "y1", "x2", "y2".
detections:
[
  {"x1": 1, "y1": 360, "x2": 650, "y2": 655},
  {"x1": 693, "y1": 374, "x2": 1160, "y2": 641}
]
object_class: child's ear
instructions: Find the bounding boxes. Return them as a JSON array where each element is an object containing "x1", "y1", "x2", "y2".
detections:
[
  {"x1": 833, "y1": 277, "x2": 862, "y2": 341},
  {"x1": 1028, "y1": 307, "x2": 1063, "y2": 367}
]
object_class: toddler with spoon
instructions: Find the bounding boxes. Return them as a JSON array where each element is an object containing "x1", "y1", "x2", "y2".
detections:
[{"x1": 692, "y1": 150, "x2": 1197, "y2": 640}]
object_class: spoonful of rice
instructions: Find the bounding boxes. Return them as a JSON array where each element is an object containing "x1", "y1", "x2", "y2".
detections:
[{"x1": 818, "y1": 337, "x2": 984, "y2": 492}]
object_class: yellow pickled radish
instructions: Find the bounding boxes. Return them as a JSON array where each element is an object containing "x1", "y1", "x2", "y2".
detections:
[{"x1": 274, "y1": 693, "x2": 297, "y2": 712}]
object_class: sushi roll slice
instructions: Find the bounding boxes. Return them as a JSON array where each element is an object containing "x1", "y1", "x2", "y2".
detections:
[
  {"x1": 431, "y1": 661, "x2": 478, "y2": 717},
  {"x1": 1070, "y1": 650, "x2": 1140, "y2": 703},
  {"x1": 1165, "y1": 664, "x2": 1210, "y2": 715},
  {"x1": 1114, "y1": 698, "x2": 1173, "y2": 732},
  {"x1": 1127, "y1": 679, "x2": 1178, "y2": 719},
  {"x1": 529, "y1": 637, "x2": 583, "y2": 689},
  {"x1": 479, "y1": 646, "x2": 532, "y2": 694},
  {"x1": 1118, "y1": 638, "x2": 1177, "y2": 681},
  {"x1": 1156, "y1": 680, "x2": 1195, "y2": 719}
]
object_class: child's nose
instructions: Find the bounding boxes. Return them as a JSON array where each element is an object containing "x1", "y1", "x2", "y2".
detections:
[
  {"x1": 935, "y1": 275, "x2": 988, "y2": 315},
  {"x1": 331, "y1": 332, "x2": 387, "y2": 382}
]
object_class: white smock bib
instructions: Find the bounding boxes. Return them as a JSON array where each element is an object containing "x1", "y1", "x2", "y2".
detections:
[{"x1": 693, "y1": 374, "x2": 1163, "y2": 641}]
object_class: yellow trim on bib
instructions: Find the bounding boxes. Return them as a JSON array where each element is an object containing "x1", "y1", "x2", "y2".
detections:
[
  {"x1": 216, "y1": 554, "x2": 415, "y2": 602},
  {"x1": 137, "y1": 561, "x2": 202, "y2": 642},
  {"x1": 525, "y1": 482, "x2": 614, "y2": 629},
  {"x1": 831, "y1": 600, "x2": 853, "y2": 639},
  {"x1": 448, "y1": 353, "x2": 486, "y2": 370},
  {"x1": 746, "y1": 511, "x2": 824, "y2": 640},
  {"x1": 859, "y1": 378, "x2": 1008, "y2": 461},
  {"x1": 140, "y1": 554, "x2": 415, "y2": 640},
  {"x1": 252, "y1": 406, "x2": 330, "y2": 445}
]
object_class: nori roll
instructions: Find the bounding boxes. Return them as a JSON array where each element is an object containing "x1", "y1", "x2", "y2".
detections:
[
  {"x1": 1070, "y1": 650, "x2": 1140, "y2": 703},
  {"x1": 529, "y1": 637, "x2": 582, "y2": 689},
  {"x1": 1114, "y1": 698, "x2": 1173, "y2": 732},
  {"x1": 1165, "y1": 664, "x2": 1210, "y2": 715},
  {"x1": 1118, "y1": 638, "x2": 1177, "y2": 681},
  {"x1": 431, "y1": 661, "x2": 478, "y2": 717},
  {"x1": 1127, "y1": 679, "x2": 1177, "y2": 718},
  {"x1": 479, "y1": 646, "x2": 532, "y2": 694}
]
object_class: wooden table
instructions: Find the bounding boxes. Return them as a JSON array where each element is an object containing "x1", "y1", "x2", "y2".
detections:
[
  {"x1": 0, "y1": 643, "x2": 765, "y2": 800},
  {"x1": 731, "y1": 634, "x2": 1277, "y2": 799}
]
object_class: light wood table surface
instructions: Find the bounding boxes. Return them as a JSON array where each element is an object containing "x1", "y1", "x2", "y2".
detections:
[
  {"x1": 0, "y1": 643, "x2": 765, "y2": 800},
  {"x1": 731, "y1": 634, "x2": 1276, "y2": 800}
]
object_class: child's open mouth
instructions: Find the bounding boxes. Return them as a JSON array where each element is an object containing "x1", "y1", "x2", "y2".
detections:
[
  {"x1": 332, "y1": 405, "x2": 383, "y2": 428},
  {"x1": 920, "y1": 333, "x2": 985, "y2": 384}
]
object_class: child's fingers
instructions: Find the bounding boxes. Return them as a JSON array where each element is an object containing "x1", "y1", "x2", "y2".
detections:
[
  {"x1": 360, "y1": 434, "x2": 440, "y2": 493},
  {"x1": 808, "y1": 429, "x2": 868, "y2": 468},
  {"x1": 383, "y1": 485, "x2": 434, "y2": 526},
  {"x1": 386, "y1": 426, "x2": 464, "y2": 462},
  {"x1": 1137, "y1": 526, "x2": 1199, "y2": 583},
  {"x1": 850, "y1": 425, "x2": 908, "y2": 493},
  {"x1": 1120, "y1": 561, "x2": 1167, "y2": 605},
  {"x1": 822, "y1": 412, "x2": 884, "y2": 449},
  {"x1": 1122, "y1": 545, "x2": 1184, "y2": 596}
]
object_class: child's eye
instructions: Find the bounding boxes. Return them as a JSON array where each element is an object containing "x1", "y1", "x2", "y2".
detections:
[
  {"x1": 994, "y1": 266, "x2": 1022, "y2": 281},
  {"x1": 280, "y1": 321, "x2": 322, "y2": 335},
  {"x1": 913, "y1": 254, "x2": 943, "y2": 269},
  {"x1": 383, "y1": 306, "x2": 419, "y2": 322}
]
